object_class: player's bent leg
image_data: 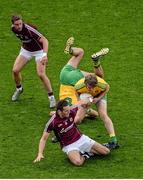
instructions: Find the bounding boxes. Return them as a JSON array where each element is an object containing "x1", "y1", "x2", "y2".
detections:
[
  {"x1": 36, "y1": 61, "x2": 53, "y2": 91},
  {"x1": 94, "y1": 65, "x2": 104, "y2": 78},
  {"x1": 67, "y1": 150, "x2": 85, "y2": 166},
  {"x1": 91, "y1": 48, "x2": 109, "y2": 78},
  {"x1": 36, "y1": 61, "x2": 56, "y2": 108},
  {"x1": 12, "y1": 55, "x2": 28, "y2": 86},
  {"x1": 12, "y1": 55, "x2": 28, "y2": 101},
  {"x1": 97, "y1": 100, "x2": 119, "y2": 149},
  {"x1": 67, "y1": 47, "x2": 84, "y2": 69},
  {"x1": 80, "y1": 65, "x2": 104, "y2": 79},
  {"x1": 97, "y1": 100, "x2": 116, "y2": 137},
  {"x1": 90, "y1": 142, "x2": 110, "y2": 155},
  {"x1": 80, "y1": 71, "x2": 94, "y2": 77}
]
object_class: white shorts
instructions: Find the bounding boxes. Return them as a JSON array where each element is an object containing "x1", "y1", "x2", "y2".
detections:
[
  {"x1": 62, "y1": 134, "x2": 96, "y2": 154},
  {"x1": 19, "y1": 47, "x2": 44, "y2": 61},
  {"x1": 96, "y1": 97, "x2": 107, "y2": 108}
]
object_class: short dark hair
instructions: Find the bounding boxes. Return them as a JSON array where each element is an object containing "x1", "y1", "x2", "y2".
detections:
[
  {"x1": 11, "y1": 15, "x2": 22, "y2": 24},
  {"x1": 56, "y1": 99, "x2": 69, "y2": 111},
  {"x1": 84, "y1": 74, "x2": 98, "y2": 88}
]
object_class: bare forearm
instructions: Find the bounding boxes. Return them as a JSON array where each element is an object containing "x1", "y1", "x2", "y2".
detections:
[
  {"x1": 34, "y1": 132, "x2": 50, "y2": 163},
  {"x1": 39, "y1": 36, "x2": 49, "y2": 53},
  {"x1": 43, "y1": 38, "x2": 48, "y2": 53},
  {"x1": 74, "y1": 107, "x2": 86, "y2": 124},
  {"x1": 93, "y1": 85, "x2": 109, "y2": 103},
  {"x1": 38, "y1": 138, "x2": 47, "y2": 155},
  {"x1": 95, "y1": 91, "x2": 107, "y2": 102}
]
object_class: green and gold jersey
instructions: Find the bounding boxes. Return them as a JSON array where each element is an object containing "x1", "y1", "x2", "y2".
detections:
[
  {"x1": 74, "y1": 76, "x2": 108, "y2": 97},
  {"x1": 59, "y1": 84, "x2": 79, "y2": 105}
]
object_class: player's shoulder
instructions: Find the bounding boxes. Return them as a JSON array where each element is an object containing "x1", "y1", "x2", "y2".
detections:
[
  {"x1": 70, "y1": 107, "x2": 78, "y2": 116},
  {"x1": 96, "y1": 76, "x2": 109, "y2": 90},
  {"x1": 96, "y1": 76, "x2": 108, "y2": 84},
  {"x1": 25, "y1": 23, "x2": 42, "y2": 37},
  {"x1": 74, "y1": 78, "x2": 85, "y2": 90},
  {"x1": 25, "y1": 23, "x2": 38, "y2": 30},
  {"x1": 11, "y1": 25, "x2": 16, "y2": 32},
  {"x1": 45, "y1": 113, "x2": 56, "y2": 128}
]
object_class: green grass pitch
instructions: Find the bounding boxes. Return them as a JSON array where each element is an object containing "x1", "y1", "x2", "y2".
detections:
[{"x1": 0, "y1": 0, "x2": 143, "y2": 178}]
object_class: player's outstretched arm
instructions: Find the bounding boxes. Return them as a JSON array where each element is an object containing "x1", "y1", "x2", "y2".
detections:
[
  {"x1": 33, "y1": 131, "x2": 50, "y2": 163},
  {"x1": 74, "y1": 105, "x2": 87, "y2": 124}
]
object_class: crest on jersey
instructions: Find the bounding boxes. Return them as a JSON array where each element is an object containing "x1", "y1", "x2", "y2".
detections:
[
  {"x1": 58, "y1": 124, "x2": 63, "y2": 127},
  {"x1": 25, "y1": 36, "x2": 29, "y2": 39}
]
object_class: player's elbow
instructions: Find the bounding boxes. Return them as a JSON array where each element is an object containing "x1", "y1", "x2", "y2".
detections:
[
  {"x1": 40, "y1": 137, "x2": 47, "y2": 144},
  {"x1": 39, "y1": 36, "x2": 48, "y2": 44},
  {"x1": 44, "y1": 36, "x2": 48, "y2": 44},
  {"x1": 106, "y1": 84, "x2": 110, "y2": 92},
  {"x1": 72, "y1": 159, "x2": 84, "y2": 166},
  {"x1": 12, "y1": 67, "x2": 20, "y2": 75},
  {"x1": 44, "y1": 36, "x2": 48, "y2": 42},
  {"x1": 74, "y1": 119, "x2": 81, "y2": 124},
  {"x1": 74, "y1": 116, "x2": 82, "y2": 124}
]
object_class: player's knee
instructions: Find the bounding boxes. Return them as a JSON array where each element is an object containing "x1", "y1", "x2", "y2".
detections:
[
  {"x1": 72, "y1": 159, "x2": 83, "y2": 166},
  {"x1": 12, "y1": 68, "x2": 20, "y2": 75},
  {"x1": 79, "y1": 48, "x2": 84, "y2": 56},
  {"x1": 99, "y1": 111, "x2": 109, "y2": 121},
  {"x1": 103, "y1": 147, "x2": 110, "y2": 155},
  {"x1": 37, "y1": 72, "x2": 45, "y2": 80},
  {"x1": 99, "y1": 112, "x2": 107, "y2": 120},
  {"x1": 99, "y1": 147, "x2": 110, "y2": 156},
  {"x1": 97, "y1": 72, "x2": 104, "y2": 79}
]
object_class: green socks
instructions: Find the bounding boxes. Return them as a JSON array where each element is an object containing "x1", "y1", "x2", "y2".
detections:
[
  {"x1": 93, "y1": 59, "x2": 101, "y2": 68},
  {"x1": 110, "y1": 136, "x2": 117, "y2": 143}
]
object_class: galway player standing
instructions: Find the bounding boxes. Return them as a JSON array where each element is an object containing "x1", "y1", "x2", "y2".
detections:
[{"x1": 11, "y1": 15, "x2": 56, "y2": 108}]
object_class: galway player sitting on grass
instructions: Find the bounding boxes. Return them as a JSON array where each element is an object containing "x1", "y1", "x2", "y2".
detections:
[{"x1": 34, "y1": 99, "x2": 110, "y2": 166}]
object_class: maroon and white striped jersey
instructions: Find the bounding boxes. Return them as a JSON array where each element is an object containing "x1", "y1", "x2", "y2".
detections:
[
  {"x1": 12, "y1": 23, "x2": 43, "y2": 52},
  {"x1": 44, "y1": 108, "x2": 82, "y2": 148}
]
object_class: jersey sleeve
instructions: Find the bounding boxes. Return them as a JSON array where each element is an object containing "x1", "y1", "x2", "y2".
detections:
[
  {"x1": 97, "y1": 76, "x2": 108, "y2": 91},
  {"x1": 44, "y1": 116, "x2": 55, "y2": 133},
  {"x1": 25, "y1": 24, "x2": 42, "y2": 40},
  {"x1": 70, "y1": 107, "x2": 78, "y2": 117},
  {"x1": 30, "y1": 29, "x2": 42, "y2": 40},
  {"x1": 74, "y1": 78, "x2": 86, "y2": 93},
  {"x1": 97, "y1": 82, "x2": 108, "y2": 91}
]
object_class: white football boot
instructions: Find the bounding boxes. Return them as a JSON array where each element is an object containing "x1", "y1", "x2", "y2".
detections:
[
  {"x1": 91, "y1": 48, "x2": 109, "y2": 61},
  {"x1": 12, "y1": 87, "x2": 23, "y2": 101},
  {"x1": 49, "y1": 95, "x2": 56, "y2": 108}
]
